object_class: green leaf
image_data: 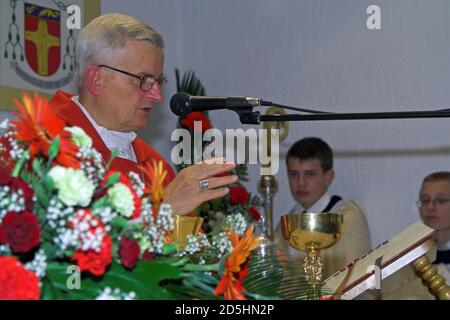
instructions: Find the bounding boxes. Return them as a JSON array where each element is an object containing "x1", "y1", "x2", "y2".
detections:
[
  {"x1": 33, "y1": 179, "x2": 49, "y2": 208},
  {"x1": 182, "y1": 263, "x2": 218, "y2": 272},
  {"x1": 11, "y1": 149, "x2": 29, "y2": 177},
  {"x1": 104, "y1": 172, "x2": 120, "y2": 188},
  {"x1": 48, "y1": 136, "x2": 60, "y2": 162},
  {"x1": 110, "y1": 216, "x2": 130, "y2": 229},
  {"x1": 91, "y1": 197, "x2": 111, "y2": 210},
  {"x1": 162, "y1": 243, "x2": 177, "y2": 255},
  {"x1": 210, "y1": 198, "x2": 222, "y2": 212},
  {"x1": 105, "y1": 149, "x2": 118, "y2": 170},
  {"x1": 44, "y1": 262, "x2": 98, "y2": 299},
  {"x1": 217, "y1": 254, "x2": 227, "y2": 278},
  {"x1": 91, "y1": 261, "x2": 183, "y2": 299},
  {"x1": 43, "y1": 175, "x2": 54, "y2": 191},
  {"x1": 32, "y1": 159, "x2": 44, "y2": 178},
  {"x1": 195, "y1": 201, "x2": 210, "y2": 215},
  {"x1": 20, "y1": 170, "x2": 30, "y2": 184},
  {"x1": 175, "y1": 69, "x2": 206, "y2": 96},
  {"x1": 44, "y1": 260, "x2": 185, "y2": 300}
]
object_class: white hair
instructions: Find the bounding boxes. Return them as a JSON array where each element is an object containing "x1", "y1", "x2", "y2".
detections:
[{"x1": 75, "y1": 13, "x2": 164, "y2": 90}]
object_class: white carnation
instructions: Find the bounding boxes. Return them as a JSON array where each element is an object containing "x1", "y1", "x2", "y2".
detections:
[
  {"x1": 49, "y1": 166, "x2": 95, "y2": 207},
  {"x1": 66, "y1": 126, "x2": 92, "y2": 150},
  {"x1": 107, "y1": 182, "x2": 134, "y2": 217}
]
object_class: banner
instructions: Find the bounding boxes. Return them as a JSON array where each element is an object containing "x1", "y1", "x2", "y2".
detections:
[{"x1": 0, "y1": 0, "x2": 100, "y2": 111}]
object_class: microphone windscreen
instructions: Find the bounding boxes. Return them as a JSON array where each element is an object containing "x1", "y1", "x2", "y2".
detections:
[{"x1": 170, "y1": 92, "x2": 190, "y2": 116}]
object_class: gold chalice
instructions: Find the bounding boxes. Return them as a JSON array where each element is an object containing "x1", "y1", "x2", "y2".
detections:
[
  {"x1": 280, "y1": 212, "x2": 343, "y2": 289},
  {"x1": 172, "y1": 215, "x2": 204, "y2": 250}
]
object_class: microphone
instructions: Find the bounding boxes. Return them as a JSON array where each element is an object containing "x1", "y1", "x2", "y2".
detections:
[{"x1": 170, "y1": 92, "x2": 268, "y2": 116}]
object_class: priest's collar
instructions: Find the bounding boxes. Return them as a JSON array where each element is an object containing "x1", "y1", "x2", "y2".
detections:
[{"x1": 71, "y1": 96, "x2": 137, "y2": 162}]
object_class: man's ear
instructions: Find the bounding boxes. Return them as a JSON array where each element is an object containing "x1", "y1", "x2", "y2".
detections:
[
  {"x1": 324, "y1": 169, "x2": 335, "y2": 187},
  {"x1": 84, "y1": 67, "x2": 102, "y2": 95}
]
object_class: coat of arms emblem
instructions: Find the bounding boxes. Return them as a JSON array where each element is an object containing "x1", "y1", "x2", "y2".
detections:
[{"x1": 24, "y1": 2, "x2": 61, "y2": 77}]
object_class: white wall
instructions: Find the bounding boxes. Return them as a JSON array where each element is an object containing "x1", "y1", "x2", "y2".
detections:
[{"x1": 97, "y1": 1, "x2": 449, "y2": 246}]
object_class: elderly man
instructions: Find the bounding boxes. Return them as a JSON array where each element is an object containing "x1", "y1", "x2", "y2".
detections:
[{"x1": 50, "y1": 13, "x2": 237, "y2": 215}]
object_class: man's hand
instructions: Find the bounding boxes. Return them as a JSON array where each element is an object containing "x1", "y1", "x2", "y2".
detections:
[{"x1": 164, "y1": 157, "x2": 238, "y2": 215}]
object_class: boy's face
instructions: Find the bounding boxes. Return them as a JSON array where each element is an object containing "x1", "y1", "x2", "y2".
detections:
[
  {"x1": 287, "y1": 157, "x2": 334, "y2": 210},
  {"x1": 419, "y1": 180, "x2": 450, "y2": 232}
]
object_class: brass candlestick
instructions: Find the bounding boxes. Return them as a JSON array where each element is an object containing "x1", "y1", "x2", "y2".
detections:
[
  {"x1": 258, "y1": 106, "x2": 289, "y2": 240},
  {"x1": 281, "y1": 212, "x2": 343, "y2": 289}
]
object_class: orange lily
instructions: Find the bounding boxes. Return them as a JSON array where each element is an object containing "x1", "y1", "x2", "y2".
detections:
[
  {"x1": 143, "y1": 160, "x2": 174, "y2": 243},
  {"x1": 143, "y1": 159, "x2": 167, "y2": 207},
  {"x1": 11, "y1": 93, "x2": 79, "y2": 168},
  {"x1": 214, "y1": 224, "x2": 261, "y2": 300}
]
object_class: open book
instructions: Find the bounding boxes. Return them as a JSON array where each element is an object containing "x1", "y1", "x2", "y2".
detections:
[{"x1": 323, "y1": 221, "x2": 437, "y2": 300}]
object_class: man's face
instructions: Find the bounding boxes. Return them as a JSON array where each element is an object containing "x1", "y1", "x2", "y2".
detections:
[
  {"x1": 419, "y1": 180, "x2": 450, "y2": 232},
  {"x1": 95, "y1": 40, "x2": 164, "y2": 132},
  {"x1": 287, "y1": 157, "x2": 334, "y2": 210}
]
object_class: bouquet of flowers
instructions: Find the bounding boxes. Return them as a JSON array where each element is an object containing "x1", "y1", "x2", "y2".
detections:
[
  {"x1": 174, "y1": 69, "x2": 263, "y2": 234},
  {"x1": 0, "y1": 92, "x2": 264, "y2": 300}
]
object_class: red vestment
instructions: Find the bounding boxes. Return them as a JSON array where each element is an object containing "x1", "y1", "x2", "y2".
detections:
[{"x1": 49, "y1": 90, "x2": 175, "y2": 188}]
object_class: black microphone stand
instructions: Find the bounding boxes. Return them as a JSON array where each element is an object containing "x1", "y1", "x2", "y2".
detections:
[
  {"x1": 230, "y1": 107, "x2": 450, "y2": 124},
  {"x1": 229, "y1": 104, "x2": 450, "y2": 241}
]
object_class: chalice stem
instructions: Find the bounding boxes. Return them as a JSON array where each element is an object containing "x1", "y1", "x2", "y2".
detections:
[{"x1": 303, "y1": 243, "x2": 323, "y2": 290}]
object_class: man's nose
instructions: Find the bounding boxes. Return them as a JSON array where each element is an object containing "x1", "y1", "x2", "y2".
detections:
[
  {"x1": 425, "y1": 200, "x2": 437, "y2": 210},
  {"x1": 298, "y1": 175, "x2": 306, "y2": 187},
  {"x1": 145, "y1": 83, "x2": 164, "y2": 103}
]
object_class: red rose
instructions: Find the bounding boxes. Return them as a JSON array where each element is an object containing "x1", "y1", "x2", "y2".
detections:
[
  {"x1": 0, "y1": 225, "x2": 5, "y2": 244},
  {"x1": 0, "y1": 256, "x2": 40, "y2": 300},
  {"x1": 247, "y1": 207, "x2": 261, "y2": 221},
  {"x1": 0, "y1": 211, "x2": 41, "y2": 253},
  {"x1": 0, "y1": 166, "x2": 11, "y2": 184},
  {"x1": 181, "y1": 112, "x2": 212, "y2": 132},
  {"x1": 229, "y1": 186, "x2": 249, "y2": 205},
  {"x1": 118, "y1": 236, "x2": 141, "y2": 269},
  {"x1": 71, "y1": 235, "x2": 112, "y2": 276},
  {"x1": 142, "y1": 250, "x2": 154, "y2": 261}
]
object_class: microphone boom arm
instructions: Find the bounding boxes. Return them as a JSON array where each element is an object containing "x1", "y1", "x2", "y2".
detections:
[
  {"x1": 235, "y1": 109, "x2": 450, "y2": 124},
  {"x1": 229, "y1": 107, "x2": 261, "y2": 124}
]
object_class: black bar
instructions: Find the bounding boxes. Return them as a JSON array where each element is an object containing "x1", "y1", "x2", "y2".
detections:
[{"x1": 258, "y1": 110, "x2": 450, "y2": 122}]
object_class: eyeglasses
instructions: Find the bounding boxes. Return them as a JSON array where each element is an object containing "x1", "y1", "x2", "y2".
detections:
[
  {"x1": 416, "y1": 198, "x2": 450, "y2": 208},
  {"x1": 97, "y1": 64, "x2": 167, "y2": 92}
]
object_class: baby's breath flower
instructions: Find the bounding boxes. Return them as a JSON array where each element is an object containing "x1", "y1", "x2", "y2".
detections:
[
  {"x1": 25, "y1": 250, "x2": 47, "y2": 278},
  {"x1": 96, "y1": 287, "x2": 136, "y2": 300},
  {"x1": 0, "y1": 245, "x2": 11, "y2": 255},
  {"x1": 211, "y1": 232, "x2": 233, "y2": 257},
  {"x1": 128, "y1": 172, "x2": 145, "y2": 198},
  {"x1": 224, "y1": 213, "x2": 247, "y2": 236}
]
